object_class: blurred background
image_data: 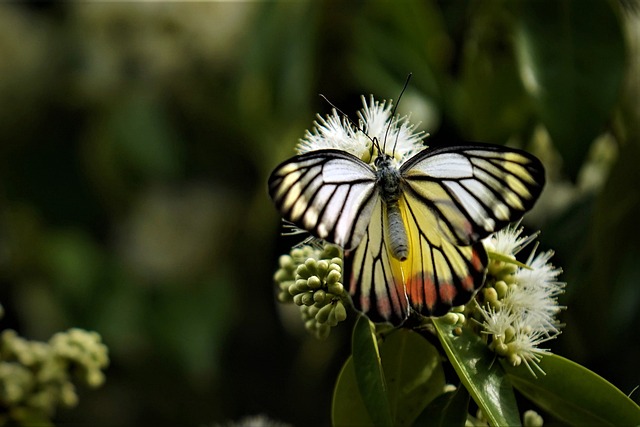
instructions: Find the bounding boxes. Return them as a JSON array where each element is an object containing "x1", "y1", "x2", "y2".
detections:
[{"x1": 0, "y1": 0, "x2": 638, "y2": 425}]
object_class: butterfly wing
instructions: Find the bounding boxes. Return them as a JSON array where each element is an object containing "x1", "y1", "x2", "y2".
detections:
[
  {"x1": 346, "y1": 198, "x2": 409, "y2": 324},
  {"x1": 400, "y1": 143, "x2": 545, "y2": 246},
  {"x1": 400, "y1": 192, "x2": 488, "y2": 317},
  {"x1": 268, "y1": 149, "x2": 378, "y2": 250},
  {"x1": 397, "y1": 143, "x2": 545, "y2": 317}
]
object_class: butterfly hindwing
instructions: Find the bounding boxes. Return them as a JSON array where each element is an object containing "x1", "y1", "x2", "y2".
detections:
[
  {"x1": 346, "y1": 198, "x2": 409, "y2": 324},
  {"x1": 400, "y1": 191, "x2": 488, "y2": 317},
  {"x1": 268, "y1": 149, "x2": 378, "y2": 250}
]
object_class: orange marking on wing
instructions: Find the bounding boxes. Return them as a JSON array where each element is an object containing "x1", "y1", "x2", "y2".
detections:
[
  {"x1": 406, "y1": 272, "x2": 437, "y2": 311},
  {"x1": 439, "y1": 282, "x2": 457, "y2": 304},
  {"x1": 470, "y1": 249, "x2": 484, "y2": 270},
  {"x1": 460, "y1": 274, "x2": 475, "y2": 292}
]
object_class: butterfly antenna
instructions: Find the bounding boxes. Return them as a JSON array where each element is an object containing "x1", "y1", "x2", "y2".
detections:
[
  {"x1": 319, "y1": 94, "x2": 380, "y2": 154},
  {"x1": 384, "y1": 73, "x2": 412, "y2": 158}
]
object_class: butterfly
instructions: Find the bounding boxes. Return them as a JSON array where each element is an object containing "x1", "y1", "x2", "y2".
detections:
[{"x1": 268, "y1": 115, "x2": 544, "y2": 325}]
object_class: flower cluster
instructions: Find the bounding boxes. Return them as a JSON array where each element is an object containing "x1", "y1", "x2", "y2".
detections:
[
  {"x1": 297, "y1": 95, "x2": 426, "y2": 164},
  {"x1": 0, "y1": 327, "x2": 109, "y2": 424},
  {"x1": 475, "y1": 224, "x2": 565, "y2": 376},
  {"x1": 274, "y1": 244, "x2": 348, "y2": 339}
]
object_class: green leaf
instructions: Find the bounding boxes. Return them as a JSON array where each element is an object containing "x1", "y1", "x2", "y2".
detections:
[
  {"x1": 501, "y1": 353, "x2": 640, "y2": 426},
  {"x1": 514, "y1": 0, "x2": 625, "y2": 181},
  {"x1": 413, "y1": 385, "x2": 470, "y2": 427},
  {"x1": 380, "y1": 329, "x2": 446, "y2": 425},
  {"x1": 351, "y1": 315, "x2": 393, "y2": 426},
  {"x1": 332, "y1": 356, "x2": 374, "y2": 426},
  {"x1": 333, "y1": 327, "x2": 446, "y2": 426},
  {"x1": 433, "y1": 318, "x2": 521, "y2": 426}
]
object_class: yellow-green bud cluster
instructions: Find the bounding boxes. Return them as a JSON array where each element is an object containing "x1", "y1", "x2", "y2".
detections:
[
  {"x1": 477, "y1": 255, "x2": 519, "y2": 313},
  {"x1": 523, "y1": 409, "x2": 544, "y2": 427},
  {"x1": 441, "y1": 306, "x2": 466, "y2": 326},
  {"x1": 0, "y1": 328, "x2": 109, "y2": 424},
  {"x1": 274, "y1": 244, "x2": 347, "y2": 339},
  {"x1": 486, "y1": 258, "x2": 518, "y2": 286}
]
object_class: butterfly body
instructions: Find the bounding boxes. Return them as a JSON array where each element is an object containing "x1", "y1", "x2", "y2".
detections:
[
  {"x1": 374, "y1": 153, "x2": 409, "y2": 262},
  {"x1": 269, "y1": 142, "x2": 544, "y2": 325}
]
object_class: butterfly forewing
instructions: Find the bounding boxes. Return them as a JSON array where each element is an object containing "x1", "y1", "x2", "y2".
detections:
[
  {"x1": 268, "y1": 150, "x2": 378, "y2": 250},
  {"x1": 401, "y1": 143, "x2": 545, "y2": 246}
]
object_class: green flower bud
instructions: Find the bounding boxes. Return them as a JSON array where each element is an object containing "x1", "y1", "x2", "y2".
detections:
[
  {"x1": 327, "y1": 306, "x2": 338, "y2": 327},
  {"x1": 316, "y1": 260, "x2": 329, "y2": 277},
  {"x1": 290, "y1": 248, "x2": 304, "y2": 260},
  {"x1": 307, "y1": 305, "x2": 320, "y2": 317},
  {"x1": 304, "y1": 258, "x2": 318, "y2": 276},
  {"x1": 523, "y1": 410, "x2": 544, "y2": 427},
  {"x1": 305, "y1": 319, "x2": 316, "y2": 331},
  {"x1": 495, "y1": 281, "x2": 509, "y2": 299},
  {"x1": 301, "y1": 292, "x2": 315, "y2": 306},
  {"x1": 307, "y1": 276, "x2": 322, "y2": 290},
  {"x1": 442, "y1": 313, "x2": 458, "y2": 325},
  {"x1": 277, "y1": 291, "x2": 291, "y2": 303},
  {"x1": 292, "y1": 293, "x2": 305, "y2": 306},
  {"x1": 488, "y1": 260, "x2": 505, "y2": 277},
  {"x1": 484, "y1": 287, "x2": 499, "y2": 305},
  {"x1": 289, "y1": 279, "x2": 309, "y2": 295},
  {"x1": 273, "y1": 269, "x2": 290, "y2": 283},
  {"x1": 504, "y1": 326, "x2": 516, "y2": 343},
  {"x1": 278, "y1": 254, "x2": 293, "y2": 270},
  {"x1": 333, "y1": 301, "x2": 347, "y2": 322},
  {"x1": 327, "y1": 281, "x2": 344, "y2": 296},
  {"x1": 296, "y1": 264, "x2": 310, "y2": 279},
  {"x1": 316, "y1": 323, "x2": 331, "y2": 340},
  {"x1": 315, "y1": 303, "x2": 334, "y2": 324},
  {"x1": 322, "y1": 244, "x2": 342, "y2": 259},
  {"x1": 508, "y1": 352, "x2": 522, "y2": 366},
  {"x1": 313, "y1": 290, "x2": 326, "y2": 305},
  {"x1": 326, "y1": 269, "x2": 341, "y2": 285},
  {"x1": 494, "y1": 341, "x2": 509, "y2": 356}
]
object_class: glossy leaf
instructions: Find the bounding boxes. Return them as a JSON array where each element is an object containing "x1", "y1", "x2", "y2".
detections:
[
  {"x1": 351, "y1": 315, "x2": 393, "y2": 426},
  {"x1": 433, "y1": 318, "x2": 521, "y2": 426},
  {"x1": 332, "y1": 356, "x2": 374, "y2": 426},
  {"x1": 502, "y1": 353, "x2": 640, "y2": 426},
  {"x1": 514, "y1": 0, "x2": 625, "y2": 181},
  {"x1": 333, "y1": 326, "x2": 446, "y2": 426},
  {"x1": 380, "y1": 329, "x2": 446, "y2": 425},
  {"x1": 412, "y1": 385, "x2": 470, "y2": 427}
]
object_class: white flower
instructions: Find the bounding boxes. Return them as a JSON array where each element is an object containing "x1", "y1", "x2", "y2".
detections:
[
  {"x1": 478, "y1": 225, "x2": 565, "y2": 376},
  {"x1": 296, "y1": 95, "x2": 426, "y2": 165},
  {"x1": 505, "y1": 249, "x2": 565, "y2": 336},
  {"x1": 506, "y1": 320, "x2": 553, "y2": 377},
  {"x1": 483, "y1": 223, "x2": 538, "y2": 257},
  {"x1": 478, "y1": 304, "x2": 517, "y2": 341}
]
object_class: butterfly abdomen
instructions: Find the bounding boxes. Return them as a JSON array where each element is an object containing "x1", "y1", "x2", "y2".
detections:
[
  {"x1": 375, "y1": 155, "x2": 409, "y2": 262},
  {"x1": 385, "y1": 200, "x2": 408, "y2": 261}
]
